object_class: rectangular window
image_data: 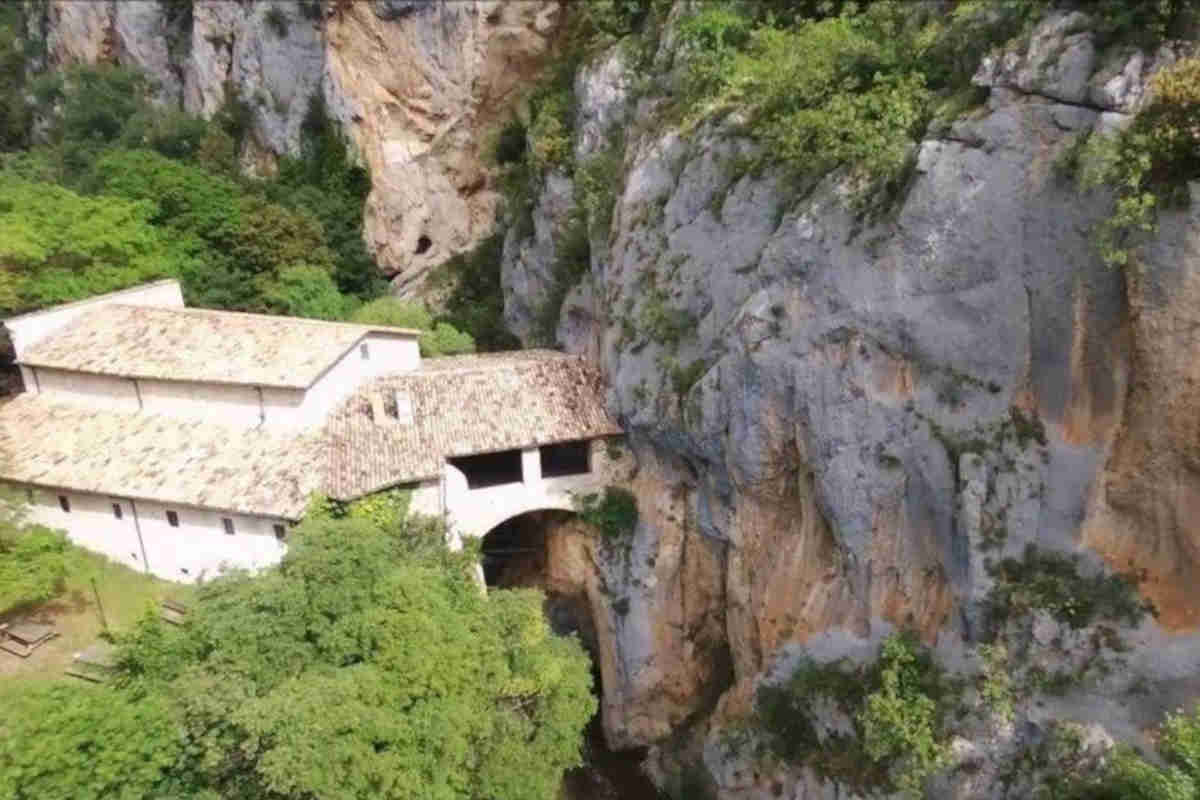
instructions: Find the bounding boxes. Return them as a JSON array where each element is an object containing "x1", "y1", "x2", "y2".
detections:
[
  {"x1": 273, "y1": 523, "x2": 287, "y2": 541},
  {"x1": 112, "y1": 503, "x2": 123, "y2": 520},
  {"x1": 360, "y1": 342, "x2": 370, "y2": 360},
  {"x1": 539, "y1": 440, "x2": 592, "y2": 478},
  {"x1": 449, "y1": 449, "x2": 524, "y2": 489},
  {"x1": 222, "y1": 517, "x2": 235, "y2": 536},
  {"x1": 58, "y1": 495, "x2": 70, "y2": 513},
  {"x1": 166, "y1": 510, "x2": 179, "y2": 528}
]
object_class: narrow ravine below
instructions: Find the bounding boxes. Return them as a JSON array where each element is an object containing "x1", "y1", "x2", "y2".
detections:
[{"x1": 481, "y1": 513, "x2": 663, "y2": 800}]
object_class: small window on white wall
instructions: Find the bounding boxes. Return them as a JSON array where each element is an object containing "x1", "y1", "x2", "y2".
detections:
[
  {"x1": 166, "y1": 510, "x2": 179, "y2": 527},
  {"x1": 273, "y1": 524, "x2": 286, "y2": 540},
  {"x1": 112, "y1": 503, "x2": 123, "y2": 520},
  {"x1": 222, "y1": 518, "x2": 235, "y2": 536},
  {"x1": 58, "y1": 495, "x2": 70, "y2": 513},
  {"x1": 360, "y1": 342, "x2": 370, "y2": 360}
]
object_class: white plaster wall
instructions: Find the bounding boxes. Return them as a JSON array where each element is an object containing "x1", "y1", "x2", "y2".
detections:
[
  {"x1": 25, "y1": 488, "x2": 146, "y2": 573},
  {"x1": 136, "y1": 500, "x2": 286, "y2": 583},
  {"x1": 5, "y1": 280, "x2": 183, "y2": 360},
  {"x1": 138, "y1": 378, "x2": 263, "y2": 425},
  {"x1": 261, "y1": 386, "x2": 306, "y2": 426},
  {"x1": 408, "y1": 480, "x2": 442, "y2": 518},
  {"x1": 297, "y1": 333, "x2": 419, "y2": 426},
  {"x1": 31, "y1": 367, "x2": 140, "y2": 410},
  {"x1": 361, "y1": 333, "x2": 420, "y2": 376},
  {"x1": 20, "y1": 484, "x2": 287, "y2": 584},
  {"x1": 443, "y1": 453, "x2": 606, "y2": 539}
]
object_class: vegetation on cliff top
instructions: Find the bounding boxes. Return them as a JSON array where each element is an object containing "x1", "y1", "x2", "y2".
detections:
[
  {"x1": 675, "y1": 0, "x2": 1192, "y2": 211},
  {"x1": 0, "y1": 506, "x2": 596, "y2": 800}
]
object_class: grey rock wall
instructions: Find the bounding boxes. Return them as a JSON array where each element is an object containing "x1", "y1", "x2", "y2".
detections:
[{"x1": 502, "y1": 8, "x2": 1200, "y2": 798}]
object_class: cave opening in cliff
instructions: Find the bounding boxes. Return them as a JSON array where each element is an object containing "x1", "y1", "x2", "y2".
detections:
[
  {"x1": 479, "y1": 511, "x2": 661, "y2": 799},
  {"x1": 414, "y1": 235, "x2": 432, "y2": 255}
]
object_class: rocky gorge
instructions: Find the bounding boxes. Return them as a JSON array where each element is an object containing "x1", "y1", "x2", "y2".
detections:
[{"x1": 28, "y1": 1, "x2": 1200, "y2": 797}]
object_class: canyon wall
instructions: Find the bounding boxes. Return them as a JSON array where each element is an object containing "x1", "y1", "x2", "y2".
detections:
[
  {"x1": 35, "y1": 2, "x2": 1200, "y2": 797},
  {"x1": 26, "y1": 0, "x2": 560, "y2": 291},
  {"x1": 501, "y1": 8, "x2": 1200, "y2": 797}
]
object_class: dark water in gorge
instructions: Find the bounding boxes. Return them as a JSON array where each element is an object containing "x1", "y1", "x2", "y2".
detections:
[{"x1": 481, "y1": 514, "x2": 663, "y2": 800}]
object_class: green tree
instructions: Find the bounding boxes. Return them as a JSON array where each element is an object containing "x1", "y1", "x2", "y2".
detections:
[
  {"x1": 0, "y1": 683, "x2": 183, "y2": 800},
  {"x1": 351, "y1": 297, "x2": 476, "y2": 356},
  {"x1": 110, "y1": 513, "x2": 596, "y2": 800},
  {"x1": 0, "y1": 176, "x2": 181, "y2": 313},
  {"x1": 260, "y1": 263, "x2": 351, "y2": 320}
]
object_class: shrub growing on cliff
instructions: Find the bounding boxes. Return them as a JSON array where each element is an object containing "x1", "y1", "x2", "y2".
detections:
[
  {"x1": 754, "y1": 634, "x2": 951, "y2": 797},
  {"x1": 575, "y1": 487, "x2": 639, "y2": 540},
  {"x1": 1080, "y1": 57, "x2": 1200, "y2": 269},
  {"x1": 1058, "y1": 705, "x2": 1200, "y2": 799},
  {"x1": 982, "y1": 543, "x2": 1155, "y2": 635}
]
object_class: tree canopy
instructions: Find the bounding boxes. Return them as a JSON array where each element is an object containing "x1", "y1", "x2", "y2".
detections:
[{"x1": 0, "y1": 510, "x2": 596, "y2": 800}]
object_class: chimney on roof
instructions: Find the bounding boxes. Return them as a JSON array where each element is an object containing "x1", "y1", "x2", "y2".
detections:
[{"x1": 394, "y1": 390, "x2": 413, "y2": 425}]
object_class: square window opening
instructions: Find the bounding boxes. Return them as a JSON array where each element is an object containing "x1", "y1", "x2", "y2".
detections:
[
  {"x1": 222, "y1": 517, "x2": 235, "y2": 536},
  {"x1": 540, "y1": 440, "x2": 592, "y2": 478},
  {"x1": 273, "y1": 524, "x2": 287, "y2": 540},
  {"x1": 449, "y1": 449, "x2": 523, "y2": 489},
  {"x1": 58, "y1": 495, "x2": 70, "y2": 513},
  {"x1": 166, "y1": 510, "x2": 179, "y2": 528},
  {"x1": 112, "y1": 503, "x2": 123, "y2": 520}
]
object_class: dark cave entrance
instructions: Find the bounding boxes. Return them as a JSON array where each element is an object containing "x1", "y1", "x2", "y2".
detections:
[{"x1": 479, "y1": 511, "x2": 662, "y2": 800}]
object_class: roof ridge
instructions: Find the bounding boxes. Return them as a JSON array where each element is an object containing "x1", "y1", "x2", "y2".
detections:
[{"x1": 107, "y1": 303, "x2": 422, "y2": 337}]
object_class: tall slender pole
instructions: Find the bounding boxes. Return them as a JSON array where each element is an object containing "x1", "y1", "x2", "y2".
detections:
[{"x1": 90, "y1": 577, "x2": 108, "y2": 633}]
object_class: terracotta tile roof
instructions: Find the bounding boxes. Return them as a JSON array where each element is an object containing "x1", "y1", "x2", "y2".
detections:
[
  {"x1": 323, "y1": 351, "x2": 621, "y2": 499},
  {"x1": 19, "y1": 304, "x2": 419, "y2": 388},
  {"x1": 0, "y1": 351, "x2": 621, "y2": 516},
  {"x1": 0, "y1": 394, "x2": 322, "y2": 518}
]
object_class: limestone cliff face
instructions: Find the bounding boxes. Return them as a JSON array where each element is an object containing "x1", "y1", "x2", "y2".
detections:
[
  {"x1": 27, "y1": 0, "x2": 559, "y2": 289},
  {"x1": 37, "y1": 1, "x2": 1200, "y2": 795},
  {"x1": 501, "y1": 8, "x2": 1200, "y2": 797}
]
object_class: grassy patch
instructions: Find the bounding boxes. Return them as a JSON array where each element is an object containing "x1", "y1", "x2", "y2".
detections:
[{"x1": 0, "y1": 548, "x2": 188, "y2": 686}]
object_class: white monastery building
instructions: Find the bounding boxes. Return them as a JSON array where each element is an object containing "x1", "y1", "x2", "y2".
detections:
[{"x1": 0, "y1": 280, "x2": 625, "y2": 582}]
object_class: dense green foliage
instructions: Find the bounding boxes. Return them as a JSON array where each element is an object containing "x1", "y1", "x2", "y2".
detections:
[
  {"x1": 674, "y1": 0, "x2": 1193, "y2": 208},
  {"x1": 754, "y1": 634, "x2": 951, "y2": 797},
  {"x1": 432, "y1": 234, "x2": 521, "y2": 351},
  {"x1": 0, "y1": 19, "x2": 384, "y2": 319},
  {"x1": 574, "y1": 486, "x2": 640, "y2": 539},
  {"x1": 1078, "y1": 56, "x2": 1200, "y2": 268},
  {"x1": 983, "y1": 543, "x2": 1155, "y2": 635},
  {"x1": 1057, "y1": 705, "x2": 1200, "y2": 800},
  {"x1": 351, "y1": 297, "x2": 476, "y2": 357},
  {"x1": 0, "y1": 511, "x2": 596, "y2": 800},
  {"x1": 0, "y1": 683, "x2": 184, "y2": 800},
  {"x1": 0, "y1": 496, "x2": 69, "y2": 615}
]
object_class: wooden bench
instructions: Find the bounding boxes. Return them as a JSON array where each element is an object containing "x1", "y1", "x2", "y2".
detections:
[
  {"x1": 161, "y1": 597, "x2": 190, "y2": 626},
  {"x1": 0, "y1": 620, "x2": 58, "y2": 658},
  {"x1": 65, "y1": 640, "x2": 117, "y2": 683}
]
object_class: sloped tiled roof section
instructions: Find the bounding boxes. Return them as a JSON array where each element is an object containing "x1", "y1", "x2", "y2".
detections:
[
  {"x1": 324, "y1": 351, "x2": 622, "y2": 499},
  {"x1": 0, "y1": 395, "x2": 323, "y2": 518},
  {"x1": 19, "y1": 304, "x2": 419, "y2": 388}
]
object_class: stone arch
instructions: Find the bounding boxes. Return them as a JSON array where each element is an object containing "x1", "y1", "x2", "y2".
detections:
[{"x1": 477, "y1": 508, "x2": 575, "y2": 587}]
